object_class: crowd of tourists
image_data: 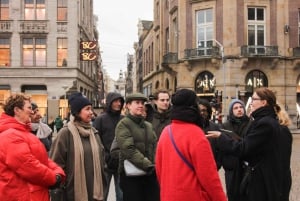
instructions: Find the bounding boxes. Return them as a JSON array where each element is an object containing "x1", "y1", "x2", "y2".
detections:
[{"x1": 0, "y1": 87, "x2": 292, "y2": 201}]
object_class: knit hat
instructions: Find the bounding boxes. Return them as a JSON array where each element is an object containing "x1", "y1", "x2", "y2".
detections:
[
  {"x1": 68, "y1": 92, "x2": 92, "y2": 115},
  {"x1": 171, "y1": 89, "x2": 198, "y2": 108},
  {"x1": 228, "y1": 99, "x2": 246, "y2": 116},
  {"x1": 125, "y1": 93, "x2": 147, "y2": 103},
  {"x1": 31, "y1": 102, "x2": 38, "y2": 111}
]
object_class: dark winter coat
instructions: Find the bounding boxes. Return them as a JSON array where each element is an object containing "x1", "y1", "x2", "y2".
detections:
[
  {"x1": 146, "y1": 104, "x2": 171, "y2": 138},
  {"x1": 93, "y1": 92, "x2": 124, "y2": 172},
  {"x1": 218, "y1": 106, "x2": 282, "y2": 201},
  {"x1": 279, "y1": 125, "x2": 292, "y2": 201},
  {"x1": 115, "y1": 114, "x2": 157, "y2": 174}
]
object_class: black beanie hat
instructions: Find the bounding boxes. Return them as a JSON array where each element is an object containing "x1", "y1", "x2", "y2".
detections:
[
  {"x1": 68, "y1": 92, "x2": 92, "y2": 115},
  {"x1": 172, "y1": 89, "x2": 197, "y2": 108}
]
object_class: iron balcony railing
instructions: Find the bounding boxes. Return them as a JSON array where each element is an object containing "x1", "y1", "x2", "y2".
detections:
[
  {"x1": 162, "y1": 52, "x2": 178, "y2": 64},
  {"x1": 241, "y1": 45, "x2": 278, "y2": 57},
  {"x1": 184, "y1": 46, "x2": 220, "y2": 59}
]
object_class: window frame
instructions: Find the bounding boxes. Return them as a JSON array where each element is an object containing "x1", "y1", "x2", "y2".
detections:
[
  {"x1": 22, "y1": 37, "x2": 46, "y2": 66},
  {"x1": 247, "y1": 7, "x2": 266, "y2": 46},
  {"x1": 0, "y1": 0, "x2": 9, "y2": 20},
  {"x1": 24, "y1": 0, "x2": 46, "y2": 20},
  {"x1": 57, "y1": 38, "x2": 68, "y2": 67},
  {"x1": 0, "y1": 38, "x2": 10, "y2": 67},
  {"x1": 196, "y1": 8, "x2": 213, "y2": 56}
]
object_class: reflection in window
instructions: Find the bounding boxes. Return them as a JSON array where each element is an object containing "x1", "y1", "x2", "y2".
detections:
[
  {"x1": 0, "y1": 0, "x2": 9, "y2": 20},
  {"x1": 0, "y1": 38, "x2": 10, "y2": 66},
  {"x1": 57, "y1": 38, "x2": 68, "y2": 67},
  {"x1": 25, "y1": 0, "x2": 45, "y2": 20},
  {"x1": 23, "y1": 38, "x2": 46, "y2": 66},
  {"x1": 196, "y1": 9, "x2": 213, "y2": 56},
  {"x1": 57, "y1": 0, "x2": 67, "y2": 21}
]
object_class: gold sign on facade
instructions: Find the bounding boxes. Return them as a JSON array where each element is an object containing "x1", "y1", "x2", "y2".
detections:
[{"x1": 80, "y1": 41, "x2": 98, "y2": 61}]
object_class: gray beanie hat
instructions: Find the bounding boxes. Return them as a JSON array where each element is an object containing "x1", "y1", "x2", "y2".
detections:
[{"x1": 228, "y1": 99, "x2": 246, "y2": 116}]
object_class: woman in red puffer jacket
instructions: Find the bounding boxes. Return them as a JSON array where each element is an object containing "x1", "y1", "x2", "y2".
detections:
[{"x1": 0, "y1": 94, "x2": 65, "y2": 201}]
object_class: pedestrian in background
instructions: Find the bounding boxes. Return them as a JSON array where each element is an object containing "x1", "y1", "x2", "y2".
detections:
[
  {"x1": 116, "y1": 93, "x2": 159, "y2": 201},
  {"x1": 207, "y1": 87, "x2": 282, "y2": 201},
  {"x1": 31, "y1": 102, "x2": 53, "y2": 152},
  {"x1": 54, "y1": 115, "x2": 64, "y2": 132},
  {"x1": 50, "y1": 92, "x2": 106, "y2": 201},
  {"x1": 219, "y1": 99, "x2": 251, "y2": 201},
  {"x1": 276, "y1": 105, "x2": 293, "y2": 201},
  {"x1": 145, "y1": 89, "x2": 172, "y2": 138},
  {"x1": 93, "y1": 92, "x2": 124, "y2": 201},
  {"x1": 156, "y1": 89, "x2": 226, "y2": 201},
  {"x1": 0, "y1": 93, "x2": 65, "y2": 201},
  {"x1": 197, "y1": 98, "x2": 221, "y2": 168}
]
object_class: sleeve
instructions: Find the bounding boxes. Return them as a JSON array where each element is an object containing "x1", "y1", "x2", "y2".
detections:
[
  {"x1": 4, "y1": 134, "x2": 57, "y2": 187},
  {"x1": 191, "y1": 132, "x2": 227, "y2": 201}
]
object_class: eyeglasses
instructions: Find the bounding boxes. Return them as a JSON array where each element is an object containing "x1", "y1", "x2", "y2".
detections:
[{"x1": 251, "y1": 97, "x2": 261, "y2": 101}]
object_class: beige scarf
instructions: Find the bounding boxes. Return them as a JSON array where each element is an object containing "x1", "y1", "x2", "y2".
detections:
[{"x1": 67, "y1": 117, "x2": 103, "y2": 201}]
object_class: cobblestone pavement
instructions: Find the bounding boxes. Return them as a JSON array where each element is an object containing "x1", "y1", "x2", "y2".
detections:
[{"x1": 107, "y1": 134, "x2": 300, "y2": 201}]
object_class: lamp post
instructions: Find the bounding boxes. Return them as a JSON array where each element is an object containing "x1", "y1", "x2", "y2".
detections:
[{"x1": 213, "y1": 39, "x2": 226, "y2": 121}]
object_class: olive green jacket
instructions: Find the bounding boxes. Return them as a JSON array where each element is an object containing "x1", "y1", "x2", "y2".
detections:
[{"x1": 115, "y1": 114, "x2": 157, "y2": 174}]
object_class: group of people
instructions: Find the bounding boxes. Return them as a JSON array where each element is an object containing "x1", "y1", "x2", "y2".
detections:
[{"x1": 0, "y1": 87, "x2": 293, "y2": 201}]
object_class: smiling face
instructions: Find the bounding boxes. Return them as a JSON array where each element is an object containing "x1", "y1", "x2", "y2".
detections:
[
  {"x1": 127, "y1": 100, "x2": 145, "y2": 117},
  {"x1": 14, "y1": 100, "x2": 33, "y2": 124},
  {"x1": 78, "y1": 105, "x2": 94, "y2": 123}
]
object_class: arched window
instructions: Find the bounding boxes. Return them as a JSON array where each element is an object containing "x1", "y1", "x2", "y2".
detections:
[
  {"x1": 245, "y1": 70, "x2": 268, "y2": 94},
  {"x1": 195, "y1": 71, "x2": 216, "y2": 94},
  {"x1": 155, "y1": 81, "x2": 160, "y2": 89},
  {"x1": 165, "y1": 78, "x2": 169, "y2": 89}
]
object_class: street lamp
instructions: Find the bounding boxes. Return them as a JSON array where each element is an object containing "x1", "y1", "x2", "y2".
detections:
[{"x1": 213, "y1": 39, "x2": 226, "y2": 121}]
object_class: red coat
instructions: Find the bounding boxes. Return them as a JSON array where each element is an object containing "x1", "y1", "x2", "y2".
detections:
[
  {"x1": 0, "y1": 113, "x2": 65, "y2": 201},
  {"x1": 155, "y1": 120, "x2": 226, "y2": 201}
]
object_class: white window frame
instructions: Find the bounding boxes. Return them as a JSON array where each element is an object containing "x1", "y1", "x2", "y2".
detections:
[{"x1": 196, "y1": 8, "x2": 213, "y2": 56}]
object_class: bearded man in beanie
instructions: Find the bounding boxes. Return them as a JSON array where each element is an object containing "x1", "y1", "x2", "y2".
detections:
[
  {"x1": 115, "y1": 92, "x2": 159, "y2": 201},
  {"x1": 155, "y1": 89, "x2": 227, "y2": 201},
  {"x1": 219, "y1": 99, "x2": 251, "y2": 201},
  {"x1": 50, "y1": 92, "x2": 106, "y2": 201},
  {"x1": 93, "y1": 92, "x2": 124, "y2": 201}
]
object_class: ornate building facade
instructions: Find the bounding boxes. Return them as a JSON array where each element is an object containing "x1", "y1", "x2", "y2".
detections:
[
  {"x1": 0, "y1": 0, "x2": 102, "y2": 121},
  {"x1": 137, "y1": 0, "x2": 300, "y2": 120}
]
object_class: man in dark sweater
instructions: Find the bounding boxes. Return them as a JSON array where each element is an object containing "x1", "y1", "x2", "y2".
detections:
[{"x1": 93, "y1": 92, "x2": 124, "y2": 201}]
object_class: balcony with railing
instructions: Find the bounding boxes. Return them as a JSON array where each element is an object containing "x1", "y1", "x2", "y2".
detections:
[
  {"x1": 293, "y1": 47, "x2": 300, "y2": 57},
  {"x1": 0, "y1": 20, "x2": 13, "y2": 33},
  {"x1": 241, "y1": 45, "x2": 278, "y2": 57},
  {"x1": 19, "y1": 20, "x2": 49, "y2": 33},
  {"x1": 162, "y1": 52, "x2": 178, "y2": 65},
  {"x1": 184, "y1": 46, "x2": 220, "y2": 60},
  {"x1": 57, "y1": 22, "x2": 67, "y2": 33}
]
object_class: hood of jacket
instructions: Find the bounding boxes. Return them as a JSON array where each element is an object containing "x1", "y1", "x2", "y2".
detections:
[
  {"x1": 105, "y1": 92, "x2": 124, "y2": 114},
  {"x1": 0, "y1": 113, "x2": 31, "y2": 133}
]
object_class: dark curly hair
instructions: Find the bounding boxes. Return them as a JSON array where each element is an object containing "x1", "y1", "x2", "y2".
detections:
[{"x1": 3, "y1": 94, "x2": 31, "y2": 117}]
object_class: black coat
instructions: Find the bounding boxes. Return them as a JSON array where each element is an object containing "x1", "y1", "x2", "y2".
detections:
[{"x1": 218, "y1": 106, "x2": 282, "y2": 201}]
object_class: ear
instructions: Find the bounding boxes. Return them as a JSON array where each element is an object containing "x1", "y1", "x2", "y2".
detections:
[{"x1": 262, "y1": 99, "x2": 268, "y2": 106}]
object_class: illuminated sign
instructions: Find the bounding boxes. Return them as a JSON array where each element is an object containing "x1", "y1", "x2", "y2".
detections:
[
  {"x1": 195, "y1": 71, "x2": 216, "y2": 94},
  {"x1": 80, "y1": 41, "x2": 98, "y2": 61}
]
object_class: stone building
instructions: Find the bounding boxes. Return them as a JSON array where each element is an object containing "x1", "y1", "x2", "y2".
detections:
[
  {"x1": 137, "y1": 0, "x2": 300, "y2": 120},
  {"x1": 0, "y1": 0, "x2": 102, "y2": 121}
]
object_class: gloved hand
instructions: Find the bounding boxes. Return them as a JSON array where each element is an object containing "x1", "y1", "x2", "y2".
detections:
[
  {"x1": 49, "y1": 174, "x2": 62, "y2": 189},
  {"x1": 146, "y1": 164, "x2": 155, "y2": 176}
]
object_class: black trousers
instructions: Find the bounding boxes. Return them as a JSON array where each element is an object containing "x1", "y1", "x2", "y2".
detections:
[{"x1": 120, "y1": 173, "x2": 160, "y2": 201}]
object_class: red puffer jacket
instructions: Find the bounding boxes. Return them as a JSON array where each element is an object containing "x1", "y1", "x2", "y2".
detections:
[{"x1": 0, "y1": 113, "x2": 65, "y2": 201}]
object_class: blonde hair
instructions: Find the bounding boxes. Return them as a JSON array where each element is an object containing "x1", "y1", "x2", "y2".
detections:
[{"x1": 277, "y1": 107, "x2": 292, "y2": 126}]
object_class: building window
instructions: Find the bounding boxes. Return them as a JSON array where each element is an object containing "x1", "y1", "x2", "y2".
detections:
[
  {"x1": 57, "y1": 0, "x2": 67, "y2": 21},
  {"x1": 22, "y1": 38, "x2": 46, "y2": 66},
  {"x1": 25, "y1": 0, "x2": 45, "y2": 20},
  {"x1": 247, "y1": 7, "x2": 265, "y2": 46},
  {"x1": 195, "y1": 71, "x2": 216, "y2": 94},
  {"x1": 245, "y1": 70, "x2": 268, "y2": 93},
  {"x1": 0, "y1": 38, "x2": 10, "y2": 67},
  {"x1": 0, "y1": 0, "x2": 9, "y2": 20},
  {"x1": 196, "y1": 8, "x2": 213, "y2": 55},
  {"x1": 57, "y1": 38, "x2": 67, "y2": 67}
]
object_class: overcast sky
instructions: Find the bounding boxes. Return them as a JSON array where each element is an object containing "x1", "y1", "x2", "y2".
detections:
[{"x1": 94, "y1": 1, "x2": 153, "y2": 80}]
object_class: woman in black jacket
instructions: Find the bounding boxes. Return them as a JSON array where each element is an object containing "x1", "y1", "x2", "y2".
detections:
[{"x1": 207, "y1": 87, "x2": 282, "y2": 201}]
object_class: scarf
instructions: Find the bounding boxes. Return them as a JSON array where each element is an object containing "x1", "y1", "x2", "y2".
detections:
[
  {"x1": 31, "y1": 121, "x2": 52, "y2": 139},
  {"x1": 170, "y1": 106, "x2": 204, "y2": 128},
  {"x1": 67, "y1": 116, "x2": 103, "y2": 201}
]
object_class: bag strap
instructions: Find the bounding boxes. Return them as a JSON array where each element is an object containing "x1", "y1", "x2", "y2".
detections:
[{"x1": 167, "y1": 126, "x2": 194, "y2": 171}]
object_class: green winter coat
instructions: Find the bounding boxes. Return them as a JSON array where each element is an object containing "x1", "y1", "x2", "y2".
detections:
[{"x1": 115, "y1": 114, "x2": 157, "y2": 174}]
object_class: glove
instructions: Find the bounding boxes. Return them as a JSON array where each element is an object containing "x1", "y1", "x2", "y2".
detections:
[{"x1": 49, "y1": 174, "x2": 62, "y2": 189}]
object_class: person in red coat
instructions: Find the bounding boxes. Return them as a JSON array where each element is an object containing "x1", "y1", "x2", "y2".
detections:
[
  {"x1": 155, "y1": 89, "x2": 226, "y2": 201},
  {"x1": 0, "y1": 93, "x2": 65, "y2": 201}
]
